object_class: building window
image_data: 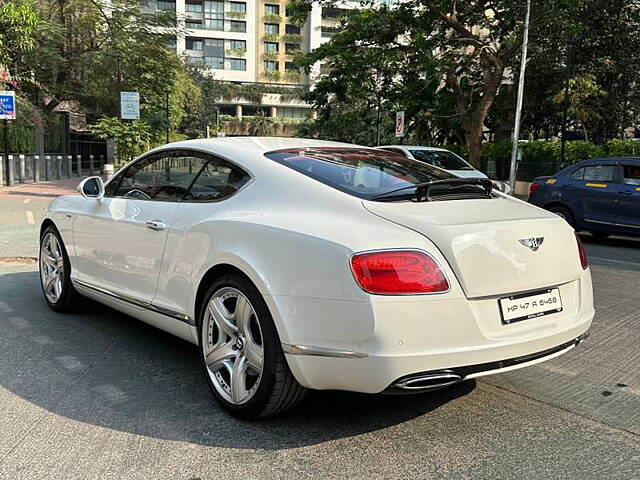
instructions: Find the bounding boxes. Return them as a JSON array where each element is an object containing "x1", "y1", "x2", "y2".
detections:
[
  {"x1": 229, "y1": 39, "x2": 246, "y2": 51},
  {"x1": 186, "y1": 56, "x2": 204, "y2": 65},
  {"x1": 204, "y1": 1, "x2": 224, "y2": 30},
  {"x1": 229, "y1": 1, "x2": 246, "y2": 13},
  {"x1": 229, "y1": 59, "x2": 246, "y2": 70},
  {"x1": 264, "y1": 42, "x2": 279, "y2": 52},
  {"x1": 229, "y1": 20, "x2": 246, "y2": 32},
  {"x1": 286, "y1": 24, "x2": 300, "y2": 34},
  {"x1": 186, "y1": 20, "x2": 203, "y2": 29},
  {"x1": 285, "y1": 43, "x2": 299, "y2": 54},
  {"x1": 264, "y1": 23, "x2": 279, "y2": 34},
  {"x1": 265, "y1": 4, "x2": 280, "y2": 15},
  {"x1": 157, "y1": 0, "x2": 175, "y2": 11},
  {"x1": 185, "y1": 1, "x2": 203, "y2": 13},
  {"x1": 264, "y1": 60, "x2": 278, "y2": 71},
  {"x1": 204, "y1": 38, "x2": 224, "y2": 69},
  {"x1": 285, "y1": 62, "x2": 298, "y2": 72},
  {"x1": 186, "y1": 38, "x2": 203, "y2": 50}
]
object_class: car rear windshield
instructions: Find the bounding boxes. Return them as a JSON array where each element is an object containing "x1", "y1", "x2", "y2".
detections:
[
  {"x1": 409, "y1": 150, "x2": 473, "y2": 171},
  {"x1": 265, "y1": 147, "x2": 456, "y2": 200}
]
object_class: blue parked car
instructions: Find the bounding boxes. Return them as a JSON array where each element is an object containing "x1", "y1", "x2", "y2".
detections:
[{"x1": 528, "y1": 157, "x2": 640, "y2": 238}]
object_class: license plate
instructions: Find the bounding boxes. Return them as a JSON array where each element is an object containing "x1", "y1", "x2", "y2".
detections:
[{"x1": 499, "y1": 288, "x2": 562, "y2": 324}]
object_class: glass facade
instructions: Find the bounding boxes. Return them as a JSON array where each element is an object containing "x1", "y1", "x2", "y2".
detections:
[
  {"x1": 186, "y1": 38, "x2": 203, "y2": 50},
  {"x1": 204, "y1": 1, "x2": 224, "y2": 30},
  {"x1": 229, "y1": 59, "x2": 247, "y2": 70},
  {"x1": 157, "y1": 0, "x2": 175, "y2": 11},
  {"x1": 264, "y1": 60, "x2": 278, "y2": 71},
  {"x1": 230, "y1": 1, "x2": 246, "y2": 13},
  {"x1": 229, "y1": 20, "x2": 246, "y2": 32},
  {"x1": 185, "y1": 1, "x2": 203, "y2": 12},
  {"x1": 229, "y1": 39, "x2": 246, "y2": 51},
  {"x1": 204, "y1": 38, "x2": 224, "y2": 69}
]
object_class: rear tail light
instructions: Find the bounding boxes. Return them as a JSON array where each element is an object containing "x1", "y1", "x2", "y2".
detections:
[
  {"x1": 529, "y1": 182, "x2": 540, "y2": 195},
  {"x1": 350, "y1": 250, "x2": 449, "y2": 294},
  {"x1": 575, "y1": 233, "x2": 588, "y2": 270}
]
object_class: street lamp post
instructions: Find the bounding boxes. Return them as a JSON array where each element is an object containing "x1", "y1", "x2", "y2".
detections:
[
  {"x1": 165, "y1": 90, "x2": 170, "y2": 144},
  {"x1": 508, "y1": 0, "x2": 532, "y2": 193}
]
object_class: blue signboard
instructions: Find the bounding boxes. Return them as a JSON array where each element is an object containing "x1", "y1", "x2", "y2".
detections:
[{"x1": 0, "y1": 91, "x2": 16, "y2": 120}]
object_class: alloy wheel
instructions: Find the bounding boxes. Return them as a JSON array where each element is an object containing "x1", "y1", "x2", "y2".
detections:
[
  {"x1": 202, "y1": 287, "x2": 264, "y2": 405},
  {"x1": 40, "y1": 232, "x2": 64, "y2": 304}
]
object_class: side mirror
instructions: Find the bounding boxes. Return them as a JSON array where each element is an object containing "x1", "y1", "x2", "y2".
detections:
[{"x1": 77, "y1": 176, "x2": 105, "y2": 200}]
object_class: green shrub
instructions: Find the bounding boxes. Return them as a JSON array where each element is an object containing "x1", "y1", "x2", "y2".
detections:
[{"x1": 607, "y1": 139, "x2": 640, "y2": 157}]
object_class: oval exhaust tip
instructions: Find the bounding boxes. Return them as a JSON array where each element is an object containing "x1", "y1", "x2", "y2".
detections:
[{"x1": 394, "y1": 372, "x2": 462, "y2": 391}]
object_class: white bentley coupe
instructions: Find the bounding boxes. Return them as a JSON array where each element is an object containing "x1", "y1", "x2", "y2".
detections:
[{"x1": 40, "y1": 137, "x2": 593, "y2": 418}]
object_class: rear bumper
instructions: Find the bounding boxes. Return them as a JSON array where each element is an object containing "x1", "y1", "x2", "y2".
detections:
[
  {"x1": 277, "y1": 269, "x2": 594, "y2": 394},
  {"x1": 383, "y1": 331, "x2": 589, "y2": 394}
]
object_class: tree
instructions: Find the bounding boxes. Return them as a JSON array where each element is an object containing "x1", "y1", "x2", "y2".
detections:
[
  {"x1": 552, "y1": 74, "x2": 607, "y2": 141},
  {"x1": 248, "y1": 111, "x2": 274, "y2": 136},
  {"x1": 90, "y1": 116, "x2": 150, "y2": 166},
  {"x1": 0, "y1": 0, "x2": 39, "y2": 69},
  {"x1": 292, "y1": 0, "x2": 575, "y2": 166}
]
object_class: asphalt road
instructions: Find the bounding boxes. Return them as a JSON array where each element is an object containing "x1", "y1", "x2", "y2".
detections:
[{"x1": 1, "y1": 182, "x2": 639, "y2": 479}]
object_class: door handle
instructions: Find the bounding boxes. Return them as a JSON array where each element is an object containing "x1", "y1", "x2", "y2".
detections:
[{"x1": 145, "y1": 220, "x2": 166, "y2": 231}]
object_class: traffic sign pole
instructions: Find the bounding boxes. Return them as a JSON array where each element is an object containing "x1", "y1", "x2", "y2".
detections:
[{"x1": 2, "y1": 119, "x2": 8, "y2": 186}]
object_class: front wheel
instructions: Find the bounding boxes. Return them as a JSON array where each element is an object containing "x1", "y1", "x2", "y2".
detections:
[
  {"x1": 198, "y1": 274, "x2": 306, "y2": 418},
  {"x1": 39, "y1": 225, "x2": 82, "y2": 312}
]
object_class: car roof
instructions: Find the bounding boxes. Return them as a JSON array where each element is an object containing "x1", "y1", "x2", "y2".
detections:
[
  {"x1": 377, "y1": 145, "x2": 450, "y2": 152},
  {"x1": 153, "y1": 136, "x2": 360, "y2": 155},
  {"x1": 574, "y1": 157, "x2": 640, "y2": 166}
]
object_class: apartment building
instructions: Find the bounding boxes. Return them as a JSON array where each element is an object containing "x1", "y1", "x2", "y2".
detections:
[{"x1": 145, "y1": 0, "x2": 365, "y2": 121}]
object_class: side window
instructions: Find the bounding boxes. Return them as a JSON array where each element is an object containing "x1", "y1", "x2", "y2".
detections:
[
  {"x1": 573, "y1": 165, "x2": 616, "y2": 182},
  {"x1": 114, "y1": 151, "x2": 208, "y2": 201},
  {"x1": 622, "y1": 164, "x2": 640, "y2": 185},
  {"x1": 570, "y1": 168, "x2": 584, "y2": 180},
  {"x1": 185, "y1": 157, "x2": 250, "y2": 201}
]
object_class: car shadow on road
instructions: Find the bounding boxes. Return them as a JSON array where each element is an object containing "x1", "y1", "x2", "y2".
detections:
[{"x1": 0, "y1": 269, "x2": 475, "y2": 450}]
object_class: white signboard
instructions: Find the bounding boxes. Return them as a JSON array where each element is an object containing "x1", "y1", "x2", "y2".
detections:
[
  {"x1": 395, "y1": 111, "x2": 405, "y2": 137},
  {"x1": 0, "y1": 91, "x2": 16, "y2": 120},
  {"x1": 120, "y1": 92, "x2": 140, "y2": 120}
]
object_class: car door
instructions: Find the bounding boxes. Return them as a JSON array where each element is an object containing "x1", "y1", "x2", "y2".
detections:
[
  {"x1": 614, "y1": 161, "x2": 640, "y2": 231},
  {"x1": 151, "y1": 154, "x2": 253, "y2": 318},
  {"x1": 565, "y1": 162, "x2": 618, "y2": 226},
  {"x1": 73, "y1": 150, "x2": 208, "y2": 303}
]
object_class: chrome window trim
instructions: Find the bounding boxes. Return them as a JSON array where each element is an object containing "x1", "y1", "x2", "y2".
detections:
[
  {"x1": 104, "y1": 148, "x2": 254, "y2": 203},
  {"x1": 73, "y1": 279, "x2": 194, "y2": 325}
]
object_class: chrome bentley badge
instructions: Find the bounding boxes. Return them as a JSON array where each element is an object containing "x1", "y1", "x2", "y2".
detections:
[{"x1": 519, "y1": 237, "x2": 544, "y2": 251}]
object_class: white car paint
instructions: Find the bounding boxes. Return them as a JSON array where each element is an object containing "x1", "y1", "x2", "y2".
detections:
[
  {"x1": 376, "y1": 145, "x2": 488, "y2": 178},
  {"x1": 42, "y1": 137, "x2": 593, "y2": 395}
]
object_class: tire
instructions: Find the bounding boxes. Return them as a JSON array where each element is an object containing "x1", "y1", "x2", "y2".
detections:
[
  {"x1": 198, "y1": 274, "x2": 306, "y2": 419},
  {"x1": 589, "y1": 231, "x2": 611, "y2": 239},
  {"x1": 547, "y1": 205, "x2": 575, "y2": 227},
  {"x1": 39, "y1": 225, "x2": 83, "y2": 312}
]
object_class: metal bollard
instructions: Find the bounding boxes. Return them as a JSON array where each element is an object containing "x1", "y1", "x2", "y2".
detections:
[
  {"x1": 56, "y1": 155, "x2": 63, "y2": 179},
  {"x1": 89, "y1": 155, "x2": 94, "y2": 175},
  {"x1": 45, "y1": 155, "x2": 51, "y2": 181},
  {"x1": 33, "y1": 155, "x2": 40, "y2": 182},
  {"x1": 67, "y1": 155, "x2": 73, "y2": 179},
  {"x1": 19, "y1": 154, "x2": 26, "y2": 183},
  {"x1": 7, "y1": 155, "x2": 15, "y2": 186}
]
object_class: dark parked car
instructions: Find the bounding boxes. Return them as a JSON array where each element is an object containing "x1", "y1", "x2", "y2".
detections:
[{"x1": 528, "y1": 157, "x2": 640, "y2": 238}]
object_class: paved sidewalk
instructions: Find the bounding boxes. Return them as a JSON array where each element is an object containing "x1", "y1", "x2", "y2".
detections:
[{"x1": 0, "y1": 180, "x2": 79, "y2": 258}]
